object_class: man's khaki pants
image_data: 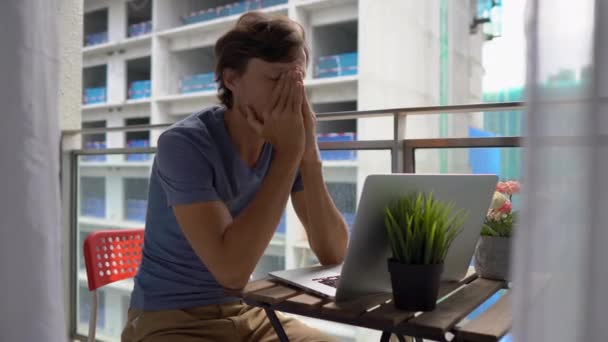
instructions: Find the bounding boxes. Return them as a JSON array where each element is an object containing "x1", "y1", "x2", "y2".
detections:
[{"x1": 121, "y1": 300, "x2": 337, "y2": 342}]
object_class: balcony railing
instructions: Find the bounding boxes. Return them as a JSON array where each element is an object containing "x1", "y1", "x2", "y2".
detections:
[{"x1": 61, "y1": 101, "x2": 524, "y2": 341}]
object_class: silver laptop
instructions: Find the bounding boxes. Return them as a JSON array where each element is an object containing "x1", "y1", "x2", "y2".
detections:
[{"x1": 269, "y1": 174, "x2": 497, "y2": 302}]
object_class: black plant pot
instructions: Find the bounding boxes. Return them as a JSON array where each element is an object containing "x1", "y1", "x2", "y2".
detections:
[{"x1": 387, "y1": 259, "x2": 444, "y2": 311}]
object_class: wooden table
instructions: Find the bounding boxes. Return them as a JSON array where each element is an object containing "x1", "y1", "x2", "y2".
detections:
[{"x1": 226, "y1": 269, "x2": 511, "y2": 342}]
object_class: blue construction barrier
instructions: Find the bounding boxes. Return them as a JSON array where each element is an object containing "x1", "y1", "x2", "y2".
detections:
[
  {"x1": 216, "y1": 4, "x2": 233, "y2": 17},
  {"x1": 82, "y1": 197, "x2": 106, "y2": 218},
  {"x1": 85, "y1": 31, "x2": 108, "y2": 46},
  {"x1": 126, "y1": 139, "x2": 150, "y2": 161},
  {"x1": 315, "y1": 52, "x2": 358, "y2": 79},
  {"x1": 180, "y1": 0, "x2": 284, "y2": 26},
  {"x1": 179, "y1": 73, "x2": 217, "y2": 93},
  {"x1": 126, "y1": 198, "x2": 148, "y2": 221},
  {"x1": 276, "y1": 213, "x2": 286, "y2": 234},
  {"x1": 275, "y1": 212, "x2": 355, "y2": 234},
  {"x1": 343, "y1": 212, "x2": 356, "y2": 230},
  {"x1": 262, "y1": 0, "x2": 288, "y2": 8},
  {"x1": 83, "y1": 87, "x2": 107, "y2": 104},
  {"x1": 128, "y1": 20, "x2": 152, "y2": 38},
  {"x1": 317, "y1": 133, "x2": 357, "y2": 161},
  {"x1": 468, "y1": 127, "x2": 501, "y2": 176},
  {"x1": 182, "y1": 8, "x2": 217, "y2": 25},
  {"x1": 82, "y1": 141, "x2": 107, "y2": 162},
  {"x1": 128, "y1": 80, "x2": 151, "y2": 100},
  {"x1": 229, "y1": 2, "x2": 249, "y2": 15}
]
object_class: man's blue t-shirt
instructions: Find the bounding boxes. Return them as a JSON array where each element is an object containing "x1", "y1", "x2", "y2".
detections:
[{"x1": 130, "y1": 106, "x2": 303, "y2": 311}]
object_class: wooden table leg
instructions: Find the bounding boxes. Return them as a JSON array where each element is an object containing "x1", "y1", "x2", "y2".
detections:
[
  {"x1": 380, "y1": 332, "x2": 417, "y2": 342},
  {"x1": 263, "y1": 307, "x2": 290, "y2": 342},
  {"x1": 380, "y1": 332, "x2": 392, "y2": 342},
  {"x1": 395, "y1": 334, "x2": 411, "y2": 342}
]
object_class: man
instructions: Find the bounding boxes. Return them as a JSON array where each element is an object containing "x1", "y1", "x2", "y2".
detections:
[{"x1": 122, "y1": 11, "x2": 348, "y2": 342}]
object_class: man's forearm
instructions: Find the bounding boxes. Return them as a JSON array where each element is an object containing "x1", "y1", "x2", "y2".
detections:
[
  {"x1": 300, "y1": 160, "x2": 349, "y2": 265},
  {"x1": 222, "y1": 154, "x2": 300, "y2": 283}
]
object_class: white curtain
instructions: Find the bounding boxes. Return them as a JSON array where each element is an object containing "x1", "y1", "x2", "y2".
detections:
[
  {"x1": 0, "y1": 1, "x2": 66, "y2": 341},
  {"x1": 513, "y1": 0, "x2": 608, "y2": 340}
]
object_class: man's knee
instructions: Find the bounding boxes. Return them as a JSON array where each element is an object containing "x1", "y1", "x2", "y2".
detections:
[{"x1": 280, "y1": 316, "x2": 338, "y2": 342}]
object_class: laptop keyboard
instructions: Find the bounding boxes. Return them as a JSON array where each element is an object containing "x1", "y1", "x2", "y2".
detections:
[{"x1": 313, "y1": 275, "x2": 340, "y2": 288}]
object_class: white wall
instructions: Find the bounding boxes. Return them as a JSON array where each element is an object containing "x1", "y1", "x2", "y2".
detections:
[
  {"x1": 357, "y1": 0, "x2": 442, "y2": 182},
  {"x1": 60, "y1": 0, "x2": 84, "y2": 132},
  {"x1": 447, "y1": 0, "x2": 484, "y2": 173},
  {"x1": 59, "y1": 0, "x2": 84, "y2": 335},
  {"x1": 357, "y1": 0, "x2": 482, "y2": 177}
]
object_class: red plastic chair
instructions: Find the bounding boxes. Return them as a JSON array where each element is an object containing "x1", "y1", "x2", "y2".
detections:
[{"x1": 83, "y1": 229, "x2": 144, "y2": 342}]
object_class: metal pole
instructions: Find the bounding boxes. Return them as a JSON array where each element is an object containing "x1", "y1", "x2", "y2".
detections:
[
  {"x1": 392, "y1": 112, "x2": 407, "y2": 173},
  {"x1": 263, "y1": 307, "x2": 290, "y2": 342}
]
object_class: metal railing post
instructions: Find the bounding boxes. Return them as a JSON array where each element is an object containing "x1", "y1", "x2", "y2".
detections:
[
  {"x1": 403, "y1": 141, "x2": 416, "y2": 173},
  {"x1": 392, "y1": 112, "x2": 407, "y2": 173}
]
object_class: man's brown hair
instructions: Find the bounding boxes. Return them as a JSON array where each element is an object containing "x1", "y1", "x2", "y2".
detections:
[{"x1": 214, "y1": 12, "x2": 309, "y2": 109}]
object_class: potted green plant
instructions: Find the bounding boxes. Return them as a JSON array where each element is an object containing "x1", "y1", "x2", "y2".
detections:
[
  {"x1": 384, "y1": 192, "x2": 468, "y2": 311},
  {"x1": 474, "y1": 180, "x2": 520, "y2": 281}
]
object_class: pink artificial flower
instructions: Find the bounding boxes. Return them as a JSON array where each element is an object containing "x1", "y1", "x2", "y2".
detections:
[
  {"x1": 498, "y1": 200, "x2": 512, "y2": 214},
  {"x1": 496, "y1": 182, "x2": 509, "y2": 194},
  {"x1": 506, "y1": 180, "x2": 521, "y2": 194}
]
